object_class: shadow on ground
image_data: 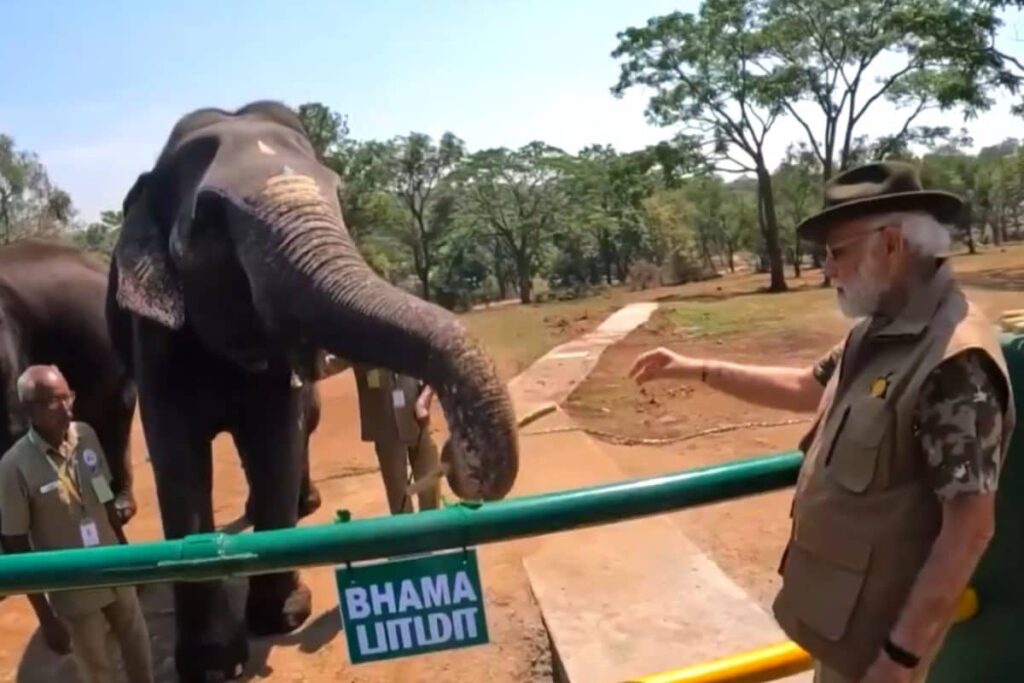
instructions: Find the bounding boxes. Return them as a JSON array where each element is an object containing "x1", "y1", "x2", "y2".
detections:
[{"x1": 14, "y1": 579, "x2": 342, "y2": 682}]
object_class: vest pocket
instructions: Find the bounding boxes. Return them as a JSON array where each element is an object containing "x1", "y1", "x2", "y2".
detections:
[
  {"x1": 826, "y1": 404, "x2": 889, "y2": 493},
  {"x1": 783, "y1": 521, "x2": 872, "y2": 641}
]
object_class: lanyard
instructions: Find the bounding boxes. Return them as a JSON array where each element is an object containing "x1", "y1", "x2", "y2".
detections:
[{"x1": 41, "y1": 448, "x2": 83, "y2": 508}]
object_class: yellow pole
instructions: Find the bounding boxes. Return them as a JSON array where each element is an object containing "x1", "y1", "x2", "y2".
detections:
[
  {"x1": 627, "y1": 586, "x2": 980, "y2": 683},
  {"x1": 625, "y1": 641, "x2": 811, "y2": 683}
]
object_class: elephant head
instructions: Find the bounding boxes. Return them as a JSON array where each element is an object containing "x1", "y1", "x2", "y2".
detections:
[{"x1": 111, "y1": 101, "x2": 518, "y2": 501}]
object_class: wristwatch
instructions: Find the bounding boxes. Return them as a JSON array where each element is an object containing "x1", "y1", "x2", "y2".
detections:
[{"x1": 883, "y1": 638, "x2": 920, "y2": 668}]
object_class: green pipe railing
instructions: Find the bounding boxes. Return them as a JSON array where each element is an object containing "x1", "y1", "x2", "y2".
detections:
[{"x1": 0, "y1": 450, "x2": 803, "y2": 595}]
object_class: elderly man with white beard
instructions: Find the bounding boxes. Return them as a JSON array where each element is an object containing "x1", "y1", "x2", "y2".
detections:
[{"x1": 629, "y1": 161, "x2": 1016, "y2": 683}]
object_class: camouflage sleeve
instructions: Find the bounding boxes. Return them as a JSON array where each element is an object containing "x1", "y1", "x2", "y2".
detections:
[
  {"x1": 917, "y1": 349, "x2": 1008, "y2": 502},
  {"x1": 812, "y1": 341, "x2": 844, "y2": 386}
]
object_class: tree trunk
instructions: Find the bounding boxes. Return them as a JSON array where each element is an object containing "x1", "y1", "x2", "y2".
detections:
[
  {"x1": 756, "y1": 167, "x2": 787, "y2": 293},
  {"x1": 515, "y1": 252, "x2": 532, "y2": 304},
  {"x1": 492, "y1": 239, "x2": 508, "y2": 300},
  {"x1": 518, "y1": 272, "x2": 532, "y2": 304}
]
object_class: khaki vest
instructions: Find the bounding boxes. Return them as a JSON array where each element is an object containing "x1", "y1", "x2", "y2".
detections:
[{"x1": 772, "y1": 262, "x2": 1016, "y2": 678}]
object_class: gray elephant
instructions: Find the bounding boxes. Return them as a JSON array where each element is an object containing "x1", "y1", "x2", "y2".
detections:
[
  {"x1": 105, "y1": 101, "x2": 519, "y2": 682},
  {"x1": 0, "y1": 239, "x2": 137, "y2": 520}
]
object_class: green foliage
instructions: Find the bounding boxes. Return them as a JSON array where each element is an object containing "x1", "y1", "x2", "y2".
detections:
[
  {"x1": 760, "y1": 0, "x2": 1018, "y2": 178},
  {"x1": 0, "y1": 134, "x2": 76, "y2": 244},
  {"x1": 453, "y1": 142, "x2": 568, "y2": 303},
  {"x1": 72, "y1": 209, "x2": 122, "y2": 254},
  {"x1": 611, "y1": 0, "x2": 790, "y2": 291}
]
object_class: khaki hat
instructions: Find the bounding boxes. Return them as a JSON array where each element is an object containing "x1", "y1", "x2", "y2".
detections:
[{"x1": 796, "y1": 161, "x2": 965, "y2": 243}]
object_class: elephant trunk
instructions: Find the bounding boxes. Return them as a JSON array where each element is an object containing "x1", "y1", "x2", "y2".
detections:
[{"x1": 228, "y1": 174, "x2": 519, "y2": 501}]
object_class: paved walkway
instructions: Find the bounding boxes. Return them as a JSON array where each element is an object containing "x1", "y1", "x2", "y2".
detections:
[
  {"x1": 508, "y1": 302, "x2": 658, "y2": 408},
  {"x1": 504, "y1": 302, "x2": 812, "y2": 683}
]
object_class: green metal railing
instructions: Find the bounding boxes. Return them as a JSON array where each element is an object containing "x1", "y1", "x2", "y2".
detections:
[{"x1": 0, "y1": 451, "x2": 803, "y2": 595}]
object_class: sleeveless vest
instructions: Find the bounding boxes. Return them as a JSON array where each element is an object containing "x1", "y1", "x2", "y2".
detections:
[{"x1": 772, "y1": 261, "x2": 1016, "y2": 678}]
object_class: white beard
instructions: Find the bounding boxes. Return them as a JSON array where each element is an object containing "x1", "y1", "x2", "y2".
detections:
[{"x1": 836, "y1": 260, "x2": 887, "y2": 319}]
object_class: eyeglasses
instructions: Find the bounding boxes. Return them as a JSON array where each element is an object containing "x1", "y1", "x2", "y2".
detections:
[
  {"x1": 824, "y1": 225, "x2": 887, "y2": 261},
  {"x1": 32, "y1": 391, "x2": 75, "y2": 410}
]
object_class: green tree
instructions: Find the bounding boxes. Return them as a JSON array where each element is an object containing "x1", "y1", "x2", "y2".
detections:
[
  {"x1": 641, "y1": 187, "x2": 697, "y2": 272},
  {"x1": 773, "y1": 146, "x2": 821, "y2": 277},
  {"x1": 383, "y1": 132, "x2": 464, "y2": 302},
  {"x1": 612, "y1": 0, "x2": 789, "y2": 291},
  {"x1": 297, "y1": 102, "x2": 349, "y2": 159},
  {"x1": 74, "y1": 209, "x2": 123, "y2": 254},
  {"x1": 762, "y1": 0, "x2": 1018, "y2": 181},
  {"x1": 454, "y1": 143, "x2": 566, "y2": 304},
  {"x1": 0, "y1": 134, "x2": 75, "y2": 244}
]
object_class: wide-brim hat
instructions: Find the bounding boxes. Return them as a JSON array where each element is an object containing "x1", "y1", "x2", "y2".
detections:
[{"x1": 796, "y1": 161, "x2": 965, "y2": 243}]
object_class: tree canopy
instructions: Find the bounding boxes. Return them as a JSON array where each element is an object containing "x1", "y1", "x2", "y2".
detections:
[{"x1": 8, "y1": 0, "x2": 1024, "y2": 308}]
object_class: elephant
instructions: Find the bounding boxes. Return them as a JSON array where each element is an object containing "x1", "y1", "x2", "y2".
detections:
[
  {"x1": 105, "y1": 101, "x2": 520, "y2": 682},
  {"x1": 0, "y1": 239, "x2": 137, "y2": 518}
]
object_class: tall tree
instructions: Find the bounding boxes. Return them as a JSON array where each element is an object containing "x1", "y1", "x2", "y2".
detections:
[
  {"x1": 386, "y1": 132, "x2": 465, "y2": 301},
  {"x1": 773, "y1": 146, "x2": 822, "y2": 277},
  {"x1": 296, "y1": 102, "x2": 349, "y2": 158},
  {"x1": 0, "y1": 134, "x2": 74, "y2": 244},
  {"x1": 762, "y1": 0, "x2": 1019, "y2": 181},
  {"x1": 455, "y1": 142, "x2": 566, "y2": 304},
  {"x1": 612, "y1": 0, "x2": 789, "y2": 291}
]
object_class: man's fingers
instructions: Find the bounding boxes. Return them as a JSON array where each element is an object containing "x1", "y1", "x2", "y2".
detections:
[{"x1": 629, "y1": 350, "x2": 661, "y2": 378}]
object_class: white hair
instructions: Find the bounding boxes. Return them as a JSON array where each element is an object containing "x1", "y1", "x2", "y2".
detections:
[
  {"x1": 15, "y1": 365, "x2": 59, "y2": 404},
  {"x1": 869, "y1": 211, "x2": 953, "y2": 257}
]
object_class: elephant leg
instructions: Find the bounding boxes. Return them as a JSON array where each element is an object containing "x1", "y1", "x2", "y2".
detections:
[
  {"x1": 139, "y1": 392, "x2": 248, "y2": 682},
  {"x1": 243, "y1": 381, "x2": 321, "y2": 521},
  {"x1": 298, "y1": 383, "x2": 322, "y2": 518},
  {"x1": 232, "y1": 383, "x2": 312, "y2": 636}
]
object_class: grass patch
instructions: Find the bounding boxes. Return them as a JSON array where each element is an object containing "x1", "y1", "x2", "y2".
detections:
[
  {"x1": 459, "y1": 292, "x2": 626, "y2": 378},
  {"x1": 658, "y1": 287, "x2": 837, "y2": 340}
]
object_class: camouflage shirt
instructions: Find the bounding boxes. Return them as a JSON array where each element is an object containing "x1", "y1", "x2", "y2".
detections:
[{"x1": 813, "y1": 344, "x2": 1007, "y2": 502}]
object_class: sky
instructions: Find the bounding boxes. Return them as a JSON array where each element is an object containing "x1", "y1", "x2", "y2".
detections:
[{"x1": 2, "y1": 1, "x2": 1024, "y2": 224}]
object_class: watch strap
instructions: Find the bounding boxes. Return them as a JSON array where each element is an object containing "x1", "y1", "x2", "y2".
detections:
[{"x1": 883, "y1": 638, "x2": 920, "y2": 668}]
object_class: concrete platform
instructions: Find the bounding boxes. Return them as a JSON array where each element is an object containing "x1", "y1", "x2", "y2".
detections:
[{"x1": 516, "y1": 407, "x2": 805, "y2": 683}]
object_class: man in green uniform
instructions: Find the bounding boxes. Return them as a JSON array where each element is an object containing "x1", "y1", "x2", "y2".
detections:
[
  {"x1": 629, "y1": 162, "x2": 1015, "y2": 683},
  {"x1": 0, "y1": 365, "x2": 154, "y2": 683},
  {"x1": 352, "y1": 363, "x2": 441, "y2": 514}
]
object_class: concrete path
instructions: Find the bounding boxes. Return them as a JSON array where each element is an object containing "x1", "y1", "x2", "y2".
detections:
[
  {"x1": 505, "y1": 302, "x2": 812, "y2": 683},
  {"x1": 508, "y1": 302, "x2": 659, "y2": 408}
]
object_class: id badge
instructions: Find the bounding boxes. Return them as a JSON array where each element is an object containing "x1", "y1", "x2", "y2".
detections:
[
  {"x1": 92, "y1": 475, "x2": 114, "y2": 504},
  {"x1": 79, "y1": 518, "x2": 100, "y2": 547},
  {"x1": 367, "y1": 369, "x2": 381, "y2": 388},
  {"x1": 392, "y1": 388, "x2": 406, "y2": 408}
]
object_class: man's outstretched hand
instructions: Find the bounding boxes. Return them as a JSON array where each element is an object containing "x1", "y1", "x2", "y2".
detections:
[{"x1": 629, "y1": 347, "x2": 703, "y2": 384}]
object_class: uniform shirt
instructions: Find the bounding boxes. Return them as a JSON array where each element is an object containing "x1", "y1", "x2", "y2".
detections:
[
  {"x1": 0, "y1": 421, "x2": 123, "y2": 618},
  {"x1": 813, "y1": 342, "x2": 1007, "y2": 502},
  {"x1": 353, "y1": 365, "x2": 425, "y2": 446}
]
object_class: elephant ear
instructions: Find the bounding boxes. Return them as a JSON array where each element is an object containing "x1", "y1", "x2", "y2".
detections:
[{"x1": 113, "y1": 136, "x2": 220, "y2": 329}]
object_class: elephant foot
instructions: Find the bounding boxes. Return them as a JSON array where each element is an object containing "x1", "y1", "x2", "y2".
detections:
[
  {"x1": 246, "y1": 572, "x2": 312, "y2": 636},
  {"x1": 175, "y1": 624, "x2": 249, "y2": 683},
  {"x1": 298, "y1": 483, "x2": 321, "y2": 519}
]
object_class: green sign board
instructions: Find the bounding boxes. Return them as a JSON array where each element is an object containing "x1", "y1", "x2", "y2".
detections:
[{"x1": 335, "y1": 549, "x2": 489, "y2": 664}]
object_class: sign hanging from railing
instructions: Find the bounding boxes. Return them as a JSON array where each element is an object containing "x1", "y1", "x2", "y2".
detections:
[{"x1": 335, "y1": 548, "x2": 489, "y2": 664}]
